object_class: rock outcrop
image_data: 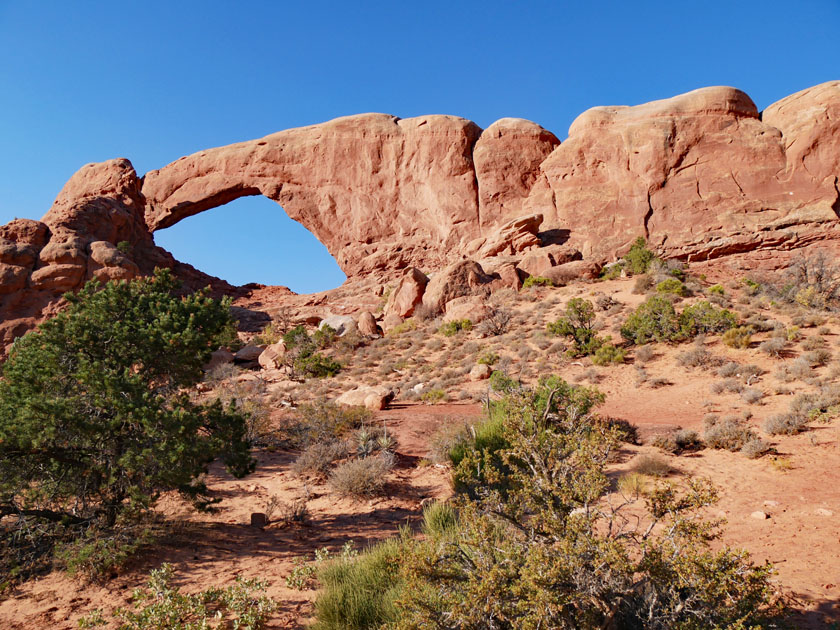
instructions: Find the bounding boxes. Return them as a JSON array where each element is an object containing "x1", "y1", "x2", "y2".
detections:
[{"x1": 2, "y1": 81, "x2": 840, "y2": 351}]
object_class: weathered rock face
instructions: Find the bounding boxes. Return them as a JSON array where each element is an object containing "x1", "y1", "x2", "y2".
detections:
[
  {"x1": 143, "y1": 114, "x2": 484, "y2": 277},
  {"x1": 2, "y1": 81, "x2": 840, "y2": 353},
  {"x1": 539, "y1": 84, "x2": 840, "y2": 261}
]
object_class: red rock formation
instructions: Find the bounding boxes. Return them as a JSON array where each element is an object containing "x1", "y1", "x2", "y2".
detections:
[{"x1": 1, "y1": 81, "x2": 840, "y2": 351}]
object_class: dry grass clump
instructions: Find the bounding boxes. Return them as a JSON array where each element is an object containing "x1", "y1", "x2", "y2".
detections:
[
  {"x1": 802, "y1": 348, "x2": 832, "y2": 366},
  {"x1": 617, "y1": 472, "x2": 647, "y2": 497},
  {"x1": 677, "y1": 347, "x2": 723, "y2": 370},
  {"x1": 293, "y1": 441, "x2": 348, "y2": 479},
  {"x1": 741, "y1": 438, "x2": 772, "y2": 459},
  {"x1": 329, "y1": 453, "x2": 394, "y2": 498},
  {"x1": 763, "y1": 413, "x2": 809, "y2": 436},
  {"x1": 703, "y1": 415, "x2": 756, "y2": 451},
  {"x1": 634, "y1": 344, "x2": 655, "y2": 363},
  {"x1": 631, "y1": 453, "x2": 672, "y2": 477},
  {"x1": 759, "y1": 337, "x2": 787, "y2": 358},
  {"x1": 740, "y1": 388, "x2": 765, "y2": 405},
  {"x1": 652, "y1": 429, "x2": 702, "y2": 454},
  {"x1": 710, "y1": 378, "x2": 744, "y2": 394}
]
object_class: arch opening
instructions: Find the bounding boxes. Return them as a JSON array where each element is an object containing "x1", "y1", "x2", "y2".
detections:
[{"x1": 152, "y1": 195, "x2": 346, "y2": 294}]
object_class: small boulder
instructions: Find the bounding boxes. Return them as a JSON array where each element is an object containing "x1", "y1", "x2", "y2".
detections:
[
  {"x1": 443, "y1": 296, "x2": 489, "y2": 324},
  {"x1": 470, "y1": 364, "x2": 492, "y2": 381},
  {"x1": 384, "y1": 267, "x2": 429, "y2": 318},
  {"x1": 357, "y1": 311, "x2": 381, "y2": 337},
  {"x1": 750, "y1": 511, "x2": 770, "y2": 520},
  {"x1": 422, "y1": 260, "x2": 493, "y2": 314},
  {"x1": 258, "y1": 341, "x2": 287, "y2": 370},
  {"x1": 204, "y1": 348, "x2": 234, "y2": 372},
  {"x1": 517, "y1": 250, "x2": 555, "y2": 278},
  {"x1": 320, "y1": 314, "x2": 357, "y2": 336},
  {"x1": 336, "y1": 385, "x2": 395, "y2": 411},
  {"x1": 541, "y1": 260, "x2": 602, "y2": 285},
  {"x1": 235, "y1": 345, "x2": 264, "y2": 362}
]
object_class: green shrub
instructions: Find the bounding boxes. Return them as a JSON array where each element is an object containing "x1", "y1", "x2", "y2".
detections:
[
  {"x1": 0, "y1": 271, "x2": 253, "y2": 583},
  {"x1": 438, "y1": 319, "x2": 473, "y2": 337},
  {"x1": 547, "y1": 298, "x2": 605, "y2": 356},
  {"x1": 722, "y1": 326, "x2": 753, "y2": 349},
  {"x1": 522, "y1": 275, "x2": 553, "y2": 289},
  {"x1": 678, "y1": 300, "x2": 737, "y2": 337},
  {"x1": 388, "y1": 377, "x2": 780, "y2": 629},
  {"x1": 477, "y1": 350, "x2": 499, "y2": 365},
  {"x1": 253, "y1": 321, "x2": 283, "y2": 346},
  {"x1": 295, "y1": 352, "x2": 341, "y2": 378},
  {"x1": 422, "y1": 501, "x2": 458, "y2": 537},
  {"x1": 80, "y1": 563, "x2": 276, "y2": 629},
  {"x1": 313, "y1": 539, "x2": 404, "y2": 630},
  {"x1": 656, "y1": 278, "x2": 688, "y2": 296},
  {"x1": 622, "y1": 236, "x2": 658, "y2": 275},
  {"x1": 314, "y1": 324, "x2": 338, "y2": 348},
  {"x1": 620, "y1": 295, "x2": 681, "y2": 344},
  {"x1": 591, "y1": 341, "x2": 626, "y2": 365},
  {"x1": 489, "y1": 370, "x2": 518, "y2": 393},
  {"x1": 708, "y1": 284, "x2": 725, "y2": 296}
]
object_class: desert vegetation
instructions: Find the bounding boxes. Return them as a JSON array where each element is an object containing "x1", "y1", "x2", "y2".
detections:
[{"x1": 2, "y1": 246, "x2": 840, "y2": 627}]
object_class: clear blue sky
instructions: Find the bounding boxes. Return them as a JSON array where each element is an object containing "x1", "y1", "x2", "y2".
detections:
[{"x1": 1, "y1": 1, "x2": 838, "y2": 293}]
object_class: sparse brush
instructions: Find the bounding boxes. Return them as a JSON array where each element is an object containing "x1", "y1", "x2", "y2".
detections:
[
  {"x1": 634, "y1": 344, "x2": 655, "y2": 363},
  {"x1": 763, "y1": 413, "x2": 808, "y2": 435},
  {"x1": 617, "y1": 472, "x2": 648, "y2": 497},
  {"x1": 722, "y1": 326, "x2": 753, "y2": 349},
  {"x1": 703, "y1": 415, "x2": 756, "y2": 451},
  {"x1": 803, "y1": 348, "x2": 832, "y2": 366},
  {"x1": 741, "y1": 438, "x2": 772, "y2": 459},
  {"x1": 759, "y1": 337, "x2": 787, "y2": 358},
  {"x1": 740, "y1": 388, "x2": 765, "y2": 405},
  {"x1": 293, "y1": 441, "x2": 347, "y2": 479},
  {"x1": 631, "y1": 453, "x2": 672, "y2": 477},
  {"x1": 329, "y1": 454, "x2": 393, "y2": 498}
]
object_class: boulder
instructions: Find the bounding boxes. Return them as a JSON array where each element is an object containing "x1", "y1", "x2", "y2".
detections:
[
  {"x1": 235, "y1": 345, "x2": 264, "y2": 362},
  {"x1": 443, "y1": 296, "x2": 489, "y2": 324},
  {"x1": 357, "y1": 311, "x2": 381, "y2": 336},
  {"x1": 469, "y1": 364, "x2": 493, "y2": 381},
  {"x1": 542, "y1": 261, "x2": 602, "y2": 285},
  {"x1": 384, "y1": 267, "x2": 429, "y2": 318},
  {"x1": 258, "y1": 341, "x2": 287, "y2": 370},
  {"x1": 336, "y1": 385, "x2": 395, "y2": 411},
  {"x1": 204, "y1": 348, "x2": 234, "y2": 372},
  {"x1": 422, "y1": 260, "x2": 493, "y2": 314},
  {"x1": 470, "y1": 213, "x2": 544, "y2": 258},
  {"x1": 319, "y1": 314, "x2": 356, "y2": 336},
  {"x1": 517, "y1": 250, "x2": 555, "y2": 278}
]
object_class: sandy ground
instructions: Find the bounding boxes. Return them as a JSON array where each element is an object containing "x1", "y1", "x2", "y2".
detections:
[{"x1": 3, "y1": 265, "x2": 840, "y2": 627}]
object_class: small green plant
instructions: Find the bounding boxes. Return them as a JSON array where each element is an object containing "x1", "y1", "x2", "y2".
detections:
[
  {"x1": 591, "y1": 341, "x2": 626, "y2": 365},
  {"x1": 522, "y1": 275, "x2": 553, "y2": 289},
  {"x1": 722, "y1": 326, "x2": 753, "y2": 349},
  {"x1": 656, "y1": 277, "x2": 688, "y2": 296},
  {"x1": 622, "y1": 236, "x2": 658, "y2": 275},
  {"x1": 742, "y1": 277, "x2": 762, "y2": 295},
  {"x1": 439, "y1": 319, "x2": 473, "y2": 337},
  {"x1": 421, "y1": 388, "x2": 447, "y2": 404},
  {"x1": 477, "y1": 350, "x2": 499, "y2": 365},
  {"x1": 253, "y1": 321, "x2": 282, "y2": 346},
  {"x1": 547, "y1": 298, "x2": 606, "y2": 357},
  {"x1": 80, "y1": 563, "x2": 276, "y2": 629},
  {"x1": 708, "y1": 284, "x2": 725, "y2": 296},
  {"x1": 286, "y1": 557, "x2": 317, "y2": 589},
  {"x1": 678, "y1": 300, "x2": 737, "y2": 337},
  {"x1": 116, "y1": 240, "x2": 132, "y2": 254},
  {"x1": 488, "y1": 370, "x2": 518, "y2": 393}
]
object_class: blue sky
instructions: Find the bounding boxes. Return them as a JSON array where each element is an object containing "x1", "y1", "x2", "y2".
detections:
[{"x1": 1, "y1": 0, "x2": 838, "y2": 293}]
